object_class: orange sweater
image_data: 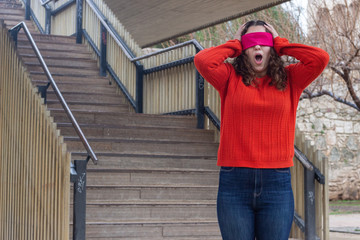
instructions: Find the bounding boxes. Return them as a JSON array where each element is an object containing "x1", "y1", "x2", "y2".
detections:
[{"x1": 194, "y1": 37, "x2": 329, "y2": 168}]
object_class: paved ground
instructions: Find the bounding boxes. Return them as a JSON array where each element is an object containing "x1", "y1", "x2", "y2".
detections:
[{"x1": 329, "y1": 214, "x2": 360, "y2": 240}]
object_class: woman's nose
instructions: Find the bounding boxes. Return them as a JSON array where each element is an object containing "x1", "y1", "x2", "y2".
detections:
[{"x1": 254, "y1": 45, "x2": 261, "y2": 50}]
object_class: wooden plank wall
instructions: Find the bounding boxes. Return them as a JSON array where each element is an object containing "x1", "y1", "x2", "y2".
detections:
[
  {"x1": 51, "y1": 0, "x2": 76, "y2": 36},
  {"x1": 290, "y1": 128, "x2": 329, "y2": 239},
  {"x1": 0, "y1": 21, "x2": 70, "y2": 240},
  {"x1": 30, "y1": 0, "x2": 46, "y2": 30},
  {"x1": 81, "y1": 0, "x2": 142, "y2": 103}
]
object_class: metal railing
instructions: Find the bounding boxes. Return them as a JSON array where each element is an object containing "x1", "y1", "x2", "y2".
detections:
[
  {"x1": 24, "y1": 0, "x2": 76, "y2": 34},
  {"x1": 21, "y1": 0, "x2": 327, "y2": 239},
  {"x1": 9, "y1": 20, "x2": 98, "y2": 240},
  {"x1": 83, "y1": 0, "x2": 206, "y2": 128},
  {"x1": 9, "y1": 21, "x2": 98, "y2": 165}
]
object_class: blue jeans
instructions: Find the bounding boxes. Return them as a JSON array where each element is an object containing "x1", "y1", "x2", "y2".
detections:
[{"x1": 217, "y1": 167, "x2": 294, "y2": 240}]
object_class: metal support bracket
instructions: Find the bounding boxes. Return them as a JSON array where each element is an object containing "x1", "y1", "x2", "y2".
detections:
[
  {"x1": 37, "y1": 83, "x2": 50, "y2": 103},
  {"x1": 72, "y1": 159, "x2": 88, "y2": 240},
  {"x1": 304, "y1": 168, "x2": 317, "y2": 240},
  {"x1": 100, "y1": 22, "x2": 107, "y2": 76},
  {"x1": 135, "y1": 63, "x2": 144, "y2": 113},
  {"x1": 76, "y1": 0, "x2": 83, "y2": 43}
]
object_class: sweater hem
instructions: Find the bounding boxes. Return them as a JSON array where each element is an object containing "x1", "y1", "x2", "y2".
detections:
[{"x1": 217, "y1": 159, "x2": 294, "y2": 169}]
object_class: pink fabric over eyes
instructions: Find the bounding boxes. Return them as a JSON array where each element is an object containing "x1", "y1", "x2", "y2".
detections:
[{"x1": 241, "y1": 32, "x2": 274, "y2": 50}]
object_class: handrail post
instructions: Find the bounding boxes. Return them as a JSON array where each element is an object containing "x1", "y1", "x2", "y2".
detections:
[
  {"x1": 196, "y1": 72, "x2": 205, "y2": 129},
  {"x1": 135, "y1": 63, "x2": 144, "y2": 113},
  {"x1": 100, "y1": 22, "x2": 107, "y2": 76},
  {"x1": 25, "y1": 0, "x2": 30, "y2": 20},
  {"x1": 72, "y1": 159, "x2": 88, "y2": 240},
  {"x1": 76, "y1": 0, "x2": 83, "y2": 44},
  {"x1": 10, "y1": 26, "x2": 20, "y2": 48},
  {"x1": 195, "y1": 49, "x2": 205, "y2": 129},
  {"x1": 304, "y1": 168, "x2": 316, "y2": 240},
  {"x1": 45, "y1": 5, "x2": 51, "y2": 34}
]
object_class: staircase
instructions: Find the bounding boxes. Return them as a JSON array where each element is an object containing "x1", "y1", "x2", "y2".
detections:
[{"x1": 1, "y1": 0, "x2": 221, "y2": 239}]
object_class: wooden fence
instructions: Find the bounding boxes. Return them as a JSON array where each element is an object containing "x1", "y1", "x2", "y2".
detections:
[
  {"x1": 20, "y1": 0, "x2": 329, "y2": 238},
  {"x1": 290, "y1": 128, "x2": 329, "y2": 239},
  {"x1": 0, "y1": 21, "x2": 71, "y2": 240}
]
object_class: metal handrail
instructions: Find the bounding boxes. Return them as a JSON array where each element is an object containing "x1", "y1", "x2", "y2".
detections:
[
  {"x1": 131, "y1": 39, "x2": 204, "y2": 62},
  {"x1": 41, "y1": 0, "x2": 53, "y2": 6},
  {"x1": 86, "y1": 0, "x2": 204, "y2": 63},
  {"x1": 9, "y1": 21, "x2": 98, "y2": 164}
]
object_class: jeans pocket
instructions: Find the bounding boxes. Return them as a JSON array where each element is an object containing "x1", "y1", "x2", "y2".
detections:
[
  {"x1": 220, "y1": 167, "x2": 235, "y2": 172},
  {"x1": 275, "y1": 167, "x2": 290, "y2": 173}
]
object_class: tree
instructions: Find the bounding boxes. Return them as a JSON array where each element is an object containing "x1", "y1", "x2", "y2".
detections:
[
  {"x1": 154, "y1": 4, "x2": 304, "y2": 49},
  {"x1": 304, "y1": 0, "x2": 360, "y2": 111}
]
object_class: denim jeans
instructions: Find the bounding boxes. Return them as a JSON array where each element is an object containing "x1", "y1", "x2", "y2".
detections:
[{"x1": 217, "y1": 167, "x2": 294, "y2": 240}]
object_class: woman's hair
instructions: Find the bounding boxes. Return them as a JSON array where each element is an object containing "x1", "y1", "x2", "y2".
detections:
[{"x1": 232, "y1": 20, "x2": 287, "y2": 90}]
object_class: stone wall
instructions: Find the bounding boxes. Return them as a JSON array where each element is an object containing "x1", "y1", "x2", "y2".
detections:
[{"x1": 296, "y1": 94, "x2": 360, "y2": 200}]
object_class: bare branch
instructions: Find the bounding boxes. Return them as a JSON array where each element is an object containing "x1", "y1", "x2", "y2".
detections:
[{"x1": 301, "y1": 89, "x2": 360, "y2": 111}]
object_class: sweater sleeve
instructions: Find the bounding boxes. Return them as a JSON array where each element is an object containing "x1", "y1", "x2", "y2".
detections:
[
  {"x1": 194, "y1": 40, "x2": 242, "y2": 92},
  {"x1": 274, "y1": 36, "x2": 329, "y2": 91}
]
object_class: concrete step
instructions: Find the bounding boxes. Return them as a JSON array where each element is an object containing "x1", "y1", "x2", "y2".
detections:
[
  {"x1": 58, "y1": 123, "x2": 215, "y2": 142},
  {"x1": 65, "y1": 137, "x2": 218, "y2": 156},
  {"x1": 70, "y1": 222, "x2": 221, "y2": 239},
  {"x1": 0, "y1": 7, "x2": 23, "y2": 15},
  {"x1": 0, "y1": 13, "x2": 25, "y2": 21},
  {"x1": 22, "y1": 56, "x2": 98, "y2": 69},
  {"x1": 17, "y1": 39, "x2": 89, "y2": 53},
  {"x1": 45, "y1": 84, "x2": 118, "y2": 95},
  {"x1": 4, "y1": 20, "x2": 38, "y2": 32},
  {"x1": 31, "y1": 73, "x2": 109, "y2": 84},
  {"x1": 84, "y1": 169, "x2": 218, "y2": 187},
  {"x1": 46, "y1": 92, "x2": 123, "y2": 105},
  {"x1": 71, "y1": 185, "x2": 218, "y2": 202},
  {"x1": 70, "y1": 202, "x2": 217, "y2": 222},
  {"x1": 51, "y1": 110, "x2": 197, "y2": 128},
  {"x1": 27, "y1": 64, "x2": 100, "y2": 76},
  {"x1": 0, "y1": 2, "x2": 22, "y2": 9},
  {"x1": 46, "y1": 101, "x2": 131, "y2": 112},
  {"x1": 17, "y1": 32, "x2": 76, "y2": 44},
  {"x1": 18, "y1": 47, "x2": 92, "y2": 59},
  {"x1": 72, "y1": 152, "x2": 217, "y2": 171}
]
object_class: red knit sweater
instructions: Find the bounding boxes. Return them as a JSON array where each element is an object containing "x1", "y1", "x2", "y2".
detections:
[{"x1": 194, "y1": 37, "x2": 329, "y2": 168}]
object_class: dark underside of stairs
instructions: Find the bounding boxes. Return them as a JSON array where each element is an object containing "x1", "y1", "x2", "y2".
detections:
[{"x1": 1, "y1": 1, "x2": 221, "y2": 239}]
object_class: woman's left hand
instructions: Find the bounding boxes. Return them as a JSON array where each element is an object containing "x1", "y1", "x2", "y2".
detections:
[{"x1": 264, "y1": 23, "x2": 279, "y2": 38}]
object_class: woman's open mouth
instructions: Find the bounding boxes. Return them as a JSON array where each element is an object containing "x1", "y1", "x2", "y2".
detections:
[{"x1": 255, "y1": 54, "x2": 263, "y2": 64}]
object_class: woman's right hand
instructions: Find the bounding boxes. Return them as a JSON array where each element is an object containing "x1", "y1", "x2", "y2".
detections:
[{"x1": 234, "y1": 23, "x2": 246, "y2": 41}]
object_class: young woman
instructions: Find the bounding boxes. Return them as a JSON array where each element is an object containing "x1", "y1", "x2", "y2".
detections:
[{"x1": 194, "y1": 20, "x2": 329, "y2": 240}]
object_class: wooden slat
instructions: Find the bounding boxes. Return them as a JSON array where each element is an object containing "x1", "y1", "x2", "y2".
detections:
[{"x1": 0, "y1": 21, "x2": 70, "y2": 240}]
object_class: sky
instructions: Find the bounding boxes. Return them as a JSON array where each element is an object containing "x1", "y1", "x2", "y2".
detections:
[{"x1": 283, "y1": 0, "x2": 309, "y2": 34}]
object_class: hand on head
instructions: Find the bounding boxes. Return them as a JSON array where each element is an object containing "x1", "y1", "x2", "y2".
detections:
[
  {"x1": 234, "y1": 21, "x2": 279, "y2": 40},
  {"x1": 234, "y1": 23, "x2": 246, "y2": 41},
  {"x1": 264, "y1": 23, "x2": 279, "y2": 38}
]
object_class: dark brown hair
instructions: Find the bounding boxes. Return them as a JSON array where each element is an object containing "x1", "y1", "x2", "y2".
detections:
[{"x1": 232, "y1": 20, "x2": 287, "y2": 90}]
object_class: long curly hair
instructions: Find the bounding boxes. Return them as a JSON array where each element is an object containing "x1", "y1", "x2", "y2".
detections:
[{"x1": 232, "y1": 20, "x2": 287, "y2": 90}]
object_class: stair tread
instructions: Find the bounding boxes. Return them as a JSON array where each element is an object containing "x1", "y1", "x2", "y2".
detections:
[
  {"x1": 58, "y1": 122, "x2": 212, "y2": 131},
  {"x1": 51, "y1": 108, "x2": 195, "y2": 118},
  {"x1": 65, "y1": 136, "x2": 216, "y2": 144},
  {"x1": 82, "y1": 184, "x2": 218, "y2": 188},
  {"x1": 81, "y1": 219, "x2": 218, "y2": 225},
  {"x1": 71, "y1": 151, "x2": 216, "y2": 158},
  {"x1": 79, "y1": 200, "x2": 217, "y2": 206}
]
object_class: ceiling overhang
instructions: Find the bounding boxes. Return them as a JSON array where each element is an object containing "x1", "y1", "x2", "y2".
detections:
[{"x1": 103, "y1": 0, "x2": 290, "y2": 48}]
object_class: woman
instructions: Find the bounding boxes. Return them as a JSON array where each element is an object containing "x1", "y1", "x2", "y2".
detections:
[{"x1": 194, "y1": 20, "x2": 329, "y2": 240}]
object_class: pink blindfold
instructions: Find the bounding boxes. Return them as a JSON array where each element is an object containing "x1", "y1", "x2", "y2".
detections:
[{"x1": 241, "y1": 32, "x2": 273, "y2": 50}]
